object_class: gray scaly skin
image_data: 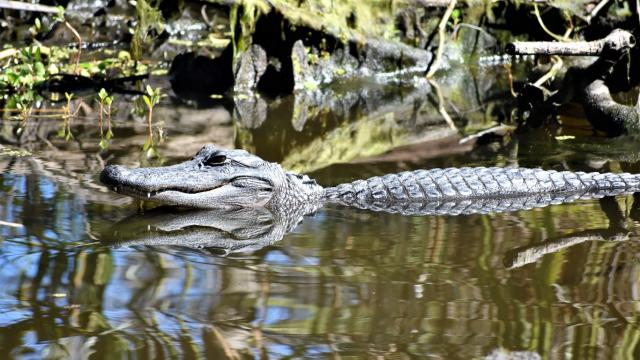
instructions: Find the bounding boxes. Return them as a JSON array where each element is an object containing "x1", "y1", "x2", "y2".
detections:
[
  {"x1": 101, "y1": 144, "x2": 640, "y2": 215},
  {"x1": 324, "y1": 167, "x2": 640, "y2": 215}
]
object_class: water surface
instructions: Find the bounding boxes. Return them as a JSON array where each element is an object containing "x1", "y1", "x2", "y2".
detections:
[{"x1": 2, "y1": 82, "x2": 640, "y2": 359}]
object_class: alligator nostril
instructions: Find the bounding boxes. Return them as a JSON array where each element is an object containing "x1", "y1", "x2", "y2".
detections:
[{"x1": 100, "y1": 165, "x2": 126, "y2": 186}]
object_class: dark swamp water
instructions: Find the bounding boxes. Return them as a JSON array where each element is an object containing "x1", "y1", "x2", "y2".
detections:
[{"x1": 4, "y1": 61, "x2": 640, "y2": 360}]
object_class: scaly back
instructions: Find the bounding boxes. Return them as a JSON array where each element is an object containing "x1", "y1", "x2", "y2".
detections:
[{"x1": 324, "y1": 167, "x2": 640, "y2": 215}]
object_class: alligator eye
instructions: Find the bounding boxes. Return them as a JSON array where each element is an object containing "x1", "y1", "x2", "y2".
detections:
[{"x1": 203, "y1": 154, "x2": 227, "y2": 166}]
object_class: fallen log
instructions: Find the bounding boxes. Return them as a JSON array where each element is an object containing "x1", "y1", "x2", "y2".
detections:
[
  {"x1": 581, "y1": 79, "x2": 640, "y2": 135},
  {"x1": 508, "y1": 29, "x2": 639, "y2": 136},
  {"x1": 506, "y1": 29, "x2": 635, "y2": 56}
]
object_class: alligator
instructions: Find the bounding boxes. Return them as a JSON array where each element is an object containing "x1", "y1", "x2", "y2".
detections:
[{"x1": 100, "y1": 144, "x2": 640, "y2": 215}]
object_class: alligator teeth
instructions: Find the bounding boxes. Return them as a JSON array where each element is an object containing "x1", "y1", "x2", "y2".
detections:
[{"x1": 147, "y1": 192, "x2": 151, "y2": 198}]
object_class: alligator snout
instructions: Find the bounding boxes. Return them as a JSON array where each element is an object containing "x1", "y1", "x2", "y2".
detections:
[{"x1": 100, "y1": 165, "x2": 128, "y2": 188}]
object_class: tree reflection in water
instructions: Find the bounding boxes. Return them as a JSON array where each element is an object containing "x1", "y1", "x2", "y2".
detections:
[{"x1": 3, "y1": 153, "x2": 640, "y2": 358}]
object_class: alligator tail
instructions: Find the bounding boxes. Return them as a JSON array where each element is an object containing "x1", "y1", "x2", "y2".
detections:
[{"x1": 323, "y1": 167, "x2": 640, "y2": 215}]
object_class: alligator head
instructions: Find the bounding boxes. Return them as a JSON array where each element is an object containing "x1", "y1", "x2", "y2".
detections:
[{"x1": 100, "y1": 145, "x2": 324, "y2": 208}]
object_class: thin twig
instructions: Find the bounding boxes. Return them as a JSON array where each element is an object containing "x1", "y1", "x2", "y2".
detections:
[
  {"x1": 533, "y1": 3, "x2": 567, "y2": 42},
  {"x1": 201, "y1": 5, "x2": 217, "y2": 28},
  {"x1": 99, "y1": 101, "x2": 104, "y2": 139},
  {"x1": 426, "y1": 0, "x2": 457, "y2": 79},
  {"x1": 63, "y1": 21, "x2": 82, "y2": 73},
  {"x1": 504, "y1": 63, "x2": 517, "y2": 98},
  {"x1": 452, "y1": 22, "x2": 495, "y2": 41},
  {"x1": 428, "y1": 79, "x2": 457, "y2": 130},
  {"x1": 414, "y1": 0, "x2": 456, "y2": 7},
  {"x1": 147, "y1": 106, "x2": 154, "y2": 146},
  {"x1": 458, "y1": 124, "x2": 515, "y2": 145},
  {"x1": 0, "y1": 0, "x2": 59, "y2": 13},
  {"x1": 534, "y1": 55, "x2": 563, "y2": 86},
  {"x1": 106, "y1": 105, "x2": 112, "y2": 135},
  {"x1": 586, "y1": 0, "x2": 611, "y2": 23}
]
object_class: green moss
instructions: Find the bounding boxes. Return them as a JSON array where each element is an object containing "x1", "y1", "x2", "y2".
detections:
[
  {"x1": 216, "y1": 0, "x2": 422, "y2": 53},
  {"x1": 229, "y1": 1, "x2": 270, "y2": 62},
  {"x1": 270, "y1": 0, "x2": 398, "y2": 41}
]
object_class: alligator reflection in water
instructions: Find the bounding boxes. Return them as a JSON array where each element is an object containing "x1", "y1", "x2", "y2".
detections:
[
  {"x1": 103, "y1": 193, "x2": 640, "y2": 262},
  {"x1": 103, "y1": 206, "x2": 311, "y2": 255}
]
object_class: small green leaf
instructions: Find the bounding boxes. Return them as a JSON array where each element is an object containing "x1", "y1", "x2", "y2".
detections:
[
  {"x1": 6, "y1": 97, "x2": 17, "y2": 109},
  {"x1": 143, "y1": 95, "x2": 152, "y2": 108},
  {"x1": 55, "y1": 6, "x2": 65, "y2": 22},
  {"x1": 99, "y1": 138, "x2": 109, "y2": 150},
  {"x1": 6, "y1": 71, "x2": 18, "y2": 84},
  {"x1": 146, "y1": 85, "x2": 153, "y2": 97},
  {"x1": 34, "y1": 62, "x2": 46, "y2": 77},
  {"x1": 98, "y1": 88, "x2": 108, "y2": 101},
  {"x1": 451, "y1": 9, "x2": 461, "y2": 21},
  {"x1": 143, "y1": 138, "x2": 152, "y2": 151},
  {"x1": 106, "y1": 129, "x2": 113, "y2": 139},
  {"x1": 20, "y1": 74, "x2": 34, "y2": 85},
  {"x1": 146, "y1": 147, "x2": 158, "y2": 158}
]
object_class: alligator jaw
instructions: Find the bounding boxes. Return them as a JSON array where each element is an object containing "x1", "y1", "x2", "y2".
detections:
[
  {"x1": 100, "y1": 162, "x2": 274, "y2": 208},
  {"x1": 144, "y1": 185, "x2": 272, "y2": 208}
]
